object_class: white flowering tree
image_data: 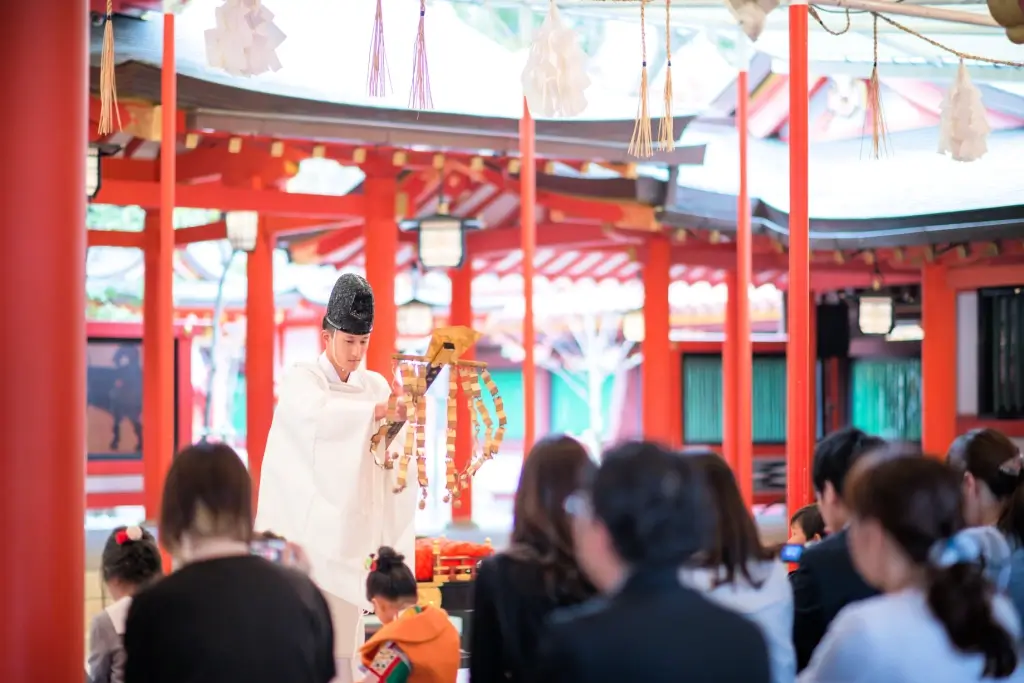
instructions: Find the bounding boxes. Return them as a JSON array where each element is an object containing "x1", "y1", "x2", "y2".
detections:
[{"x1": 495, "y1": 312, "x2": 641, "y2": 458}]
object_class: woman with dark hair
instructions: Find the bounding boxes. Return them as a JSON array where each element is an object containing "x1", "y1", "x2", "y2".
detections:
[
  {"x1": 680, "y1": 452, "x2": 795, "y2": 683},
  {"x1": 469, "y1": 435, "x2": 598, "y2": 683},
  {"x1": 947, "y1": 428, "x2": 1024, "y2": 621},
  {"x1": 88, "y1": 526, "x2": 162, "y2": 683},
  {"x1": 535, "y1": 441, "x2": 770, "y2": 683},
  {"x1": 800, "y1": 456, "x2": 1023, "y2": 682},
  {"x1": 123, "y1": 442, "x2": 335, "y2": 683},
  {"x1": 358, "y1": 546, "x2": 461, "y2": 683}
]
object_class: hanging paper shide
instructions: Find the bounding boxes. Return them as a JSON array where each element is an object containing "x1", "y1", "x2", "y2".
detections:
[
  {"x1": 938, "y1": 61, "x2": 990, "y2": 163},
  {"x1": 521, "y1": 0, "x2": 591, "y2": 119},
  {"x1": 205, "y1": 0, "x2": 287, "y2": 78}
]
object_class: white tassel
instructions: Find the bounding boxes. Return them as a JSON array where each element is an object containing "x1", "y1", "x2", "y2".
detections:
[
  {"x1": 938, "y1": 60, "x2": 990, "y2": 163},
  {"x1": 521, "y1": 0, "x2": 590, "y2": 118}
]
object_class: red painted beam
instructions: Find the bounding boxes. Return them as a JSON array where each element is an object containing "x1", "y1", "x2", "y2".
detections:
[
  {"x1": 94, "y1": 180, "x2": 367, "y2": 217},
  {"x1": 175, "y1": 221, "x2": 226, "y2": 245},
  {"x1": 87, "y1": 229, "x2": 145, "y2": 248}
]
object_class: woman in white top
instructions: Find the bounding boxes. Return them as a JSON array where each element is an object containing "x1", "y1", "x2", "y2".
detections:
[
  {"x1": 680, "y1": 452, "x2": 796, "y2": 683},
  {"x1": 800, "y1": 456, "x2": 1023, "y2": 683}
]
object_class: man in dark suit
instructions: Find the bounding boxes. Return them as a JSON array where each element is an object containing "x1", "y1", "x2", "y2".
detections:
[
  {"x1": 534, "y1": 442, "x2": 771, "y2": 683},
  {"x1": 791, "y1": 427, "x2": 887, "y2": 671}
]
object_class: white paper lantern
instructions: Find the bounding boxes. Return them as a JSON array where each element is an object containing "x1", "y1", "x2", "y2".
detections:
[
  {"x1": 521, "y1": 0, "x2": 590, "y2": 118},
  {"x1": 623, "y1": 309, "x2": 645, "y2": 343},
  {"x1": 226, "y1": 211, "x2": 259, "y2": 252},
  {"x1": 204, "y1": 0, "x2": 286, "y2": 78}
]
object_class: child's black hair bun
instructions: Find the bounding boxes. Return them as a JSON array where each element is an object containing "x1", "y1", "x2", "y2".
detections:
[{"x1": 374, "y1": 546, "x2": 405, "y2": 572}]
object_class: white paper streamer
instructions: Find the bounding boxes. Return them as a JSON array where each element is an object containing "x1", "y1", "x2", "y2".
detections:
[
  {"x1": 938, "y1": 61, "x2": 990, "y2": 163},
  {"x1": 725, "y1": 0, "x2": 781, "y2": 42},
  {"x1": 204, "y1": 0, "x2": 286, "y2": 78},
  {"x1": 521, "y1": 0, "x2": 590, "y2": 118}
]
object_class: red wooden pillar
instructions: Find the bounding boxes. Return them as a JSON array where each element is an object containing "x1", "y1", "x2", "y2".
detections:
[
  {"x1": 735, "y1": 65, "x2": 754, "y2": 507},
  {"x1": 520, "y1": 98, "x2": 537, "y2": 455},
  {"x1": 787, "y1": 0, "x2": 813, "y2": 513},
  {"x1": 921, "y1": 264, "x2": 957, "y2": 457},
  {"x1": 0, "y1": 2, "x2": 87, "y2": 678},
  {"x1": 449, "y1": 263, "x2": 474, "y2": 525},
  {"x1": 723, "y1": 269, "x2": 739, "y2": 471},
  {"x1": 247, "y1": 216, "x2": 275, "y2": 507},
  {"x1": 642, "y1": 235, "x2": 673, "y2": 444},
  {"x1": 143, "y1": 12, "x2": 177, "y2": 536},
  {"x1": 364, "y1": 172, "x2": 398, "y2": 376}
]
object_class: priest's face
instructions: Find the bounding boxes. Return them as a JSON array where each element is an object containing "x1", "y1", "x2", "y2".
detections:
[{"x1": 324, "y1": 330, "x2": 370, "y2": 374}]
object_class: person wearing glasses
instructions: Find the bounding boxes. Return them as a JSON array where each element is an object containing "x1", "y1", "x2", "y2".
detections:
[{"x1": 534, "y1": 441, "x2": 771, "y2": 683}]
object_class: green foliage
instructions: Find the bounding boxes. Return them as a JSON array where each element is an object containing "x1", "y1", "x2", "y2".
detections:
[{"x1": 87, "y1": 204, "x2": 222, "y2": 231}]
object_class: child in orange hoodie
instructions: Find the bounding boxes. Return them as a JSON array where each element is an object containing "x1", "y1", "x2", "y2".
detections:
[{"x1": 359, "y1": 546, "x2": 461, "y2": 683}]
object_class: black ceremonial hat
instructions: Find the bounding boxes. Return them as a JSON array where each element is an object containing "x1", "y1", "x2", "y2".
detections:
[{"x1": 324, "y1": 273, "x2": 374, "y2": 336}]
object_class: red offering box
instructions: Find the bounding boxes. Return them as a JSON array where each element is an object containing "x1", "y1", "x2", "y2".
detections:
[{"x1": 415, "y1": 537, "x2": 495, "y2": 583}]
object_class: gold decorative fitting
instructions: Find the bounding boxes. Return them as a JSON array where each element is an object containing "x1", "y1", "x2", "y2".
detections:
[
  {"x1": 543, "y1": 161, "x2": 556, "y2": 174},
  {"x1": 184, "y1": 133, "x2": 200, "y2": 149},
  {"x1": 833, "y1": 251, "x2": 845, "y2": 264},
  {"x1": 353, "y1": 148, "x2": 368, "y2": 164},
  {"x1": 432, "y1": 153, "x2": 445, "y2": 170},
  {"x1": 863, "y1": 251, "x2": 876, "y2": 265},
  {"x1": 549, "y1": 209, "x2": 565, "y2": 223},
  {"x1": 892, "y1": 248, "x2": 904, "y2": 263},
  {"x1": 709, "y1": 231, "x2": 721, "y2": 244},
  {"x1": 956, "y1": 245, "x2": 968, "y2": 259},
  {"x1": 312, "y1": 144, "x2": 327, "y2": 159},
  {"x1": 373, "y1": 326, "x2": 502, "y2": 508},
  {"x1": 986, "y1": 242, "x2": 1001, "y2": 257},
  {"x1": 228, "y1": 137, "x2": 243, "y2": 154},
  {"x1": 507, "y1": 159, "x2": 521, "y2": 174},
  {"x1": 270, "y1": 141, "x2": 285, "y2": 157},
  {"x1": 469, "y1": 156, "x2": 485, "y2": 172},
  {"x1": 393, "y1": 151, "x2": 408, "y2": 166}
]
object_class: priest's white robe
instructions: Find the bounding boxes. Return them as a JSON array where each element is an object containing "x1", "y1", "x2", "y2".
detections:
[{"x1": 255, "y1": 352, "x2": 416, "y2": 663}]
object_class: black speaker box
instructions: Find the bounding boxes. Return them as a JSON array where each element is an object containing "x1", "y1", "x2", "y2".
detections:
[{"x1": 817, "y1": 301, "x2": 850, "y2": 359}]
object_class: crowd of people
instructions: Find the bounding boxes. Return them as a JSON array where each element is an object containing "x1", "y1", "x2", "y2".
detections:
[{"x1": 86, "y1": 426, "x2": 1024, "y2": 683}]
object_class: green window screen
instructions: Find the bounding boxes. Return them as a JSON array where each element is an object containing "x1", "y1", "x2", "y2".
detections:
[
  {"x1": 850, "y1": 358, "x2": 922, "y2": 442},
  {"x1": 482, "y1": 369, "x2": 525, "y2": 441},
  {"x1": 753, "y1": 357, "x2": 787, "y2": 443},
  {"x1": 683, "y1": 356, "x2": 724, "y2": 443},
  {"x1": 549, "y1": 373, "x2": 615, "y2": 436},
  {"x1": 682, "y1": 354, "x2": 791, "y2": 444}
]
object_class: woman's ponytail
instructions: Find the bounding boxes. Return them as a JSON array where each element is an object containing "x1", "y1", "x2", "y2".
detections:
[{"x1": 926, "y1": 529, "x2": 1018, "y2": 679}]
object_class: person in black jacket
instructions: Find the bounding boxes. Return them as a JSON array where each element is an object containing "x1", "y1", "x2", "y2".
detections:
[
  {"x1": 123, "y1": 443, "x2": 335, "y2": 683},
  {"x1": 470, "y1": 435, "x2": 597, "y2": 683},
  {"x1": 533, "y1": 441, "x2": 771, "y2": 683},
  {"x1": 790, "y1": 427, "x2": 887, "y2": 671}
]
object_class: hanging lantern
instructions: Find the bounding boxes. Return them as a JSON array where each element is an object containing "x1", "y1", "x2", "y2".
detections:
[
  {"x1": 858, "y1": 296, "x2": 894, "y2": 335},
  {"x1": 623, "y1": 309, "x2": 645, "y2": 343},
  {"x1": 226, "y1": 211, "x2": 259, "y2": 252},
  {"x1": 400, "y1": 212, "x2": 482, "y2": 270},
  {"x1": 87, "y1": 146, "x2": 102, "y2": 199},
  {"x1": 397, "y1": 298, "x2": 435, "y2": 338}
]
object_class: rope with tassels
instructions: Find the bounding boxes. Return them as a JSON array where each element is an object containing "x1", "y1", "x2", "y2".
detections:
[
  {"x1": 409, "y1": 0, "x2": 433, "y2": 110},
  {"x1": 98, "y1": 0, "x2": 122, "y2": 135},
  {"x1": 863, "y1": 14, "x2": 889, "y2": 159},
  {"x1": 628, "y1": 1, "x2": 653, "y2": 159},
  {"x1": 658, "y1": 0, "x2": 674, "y2": 152}
]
